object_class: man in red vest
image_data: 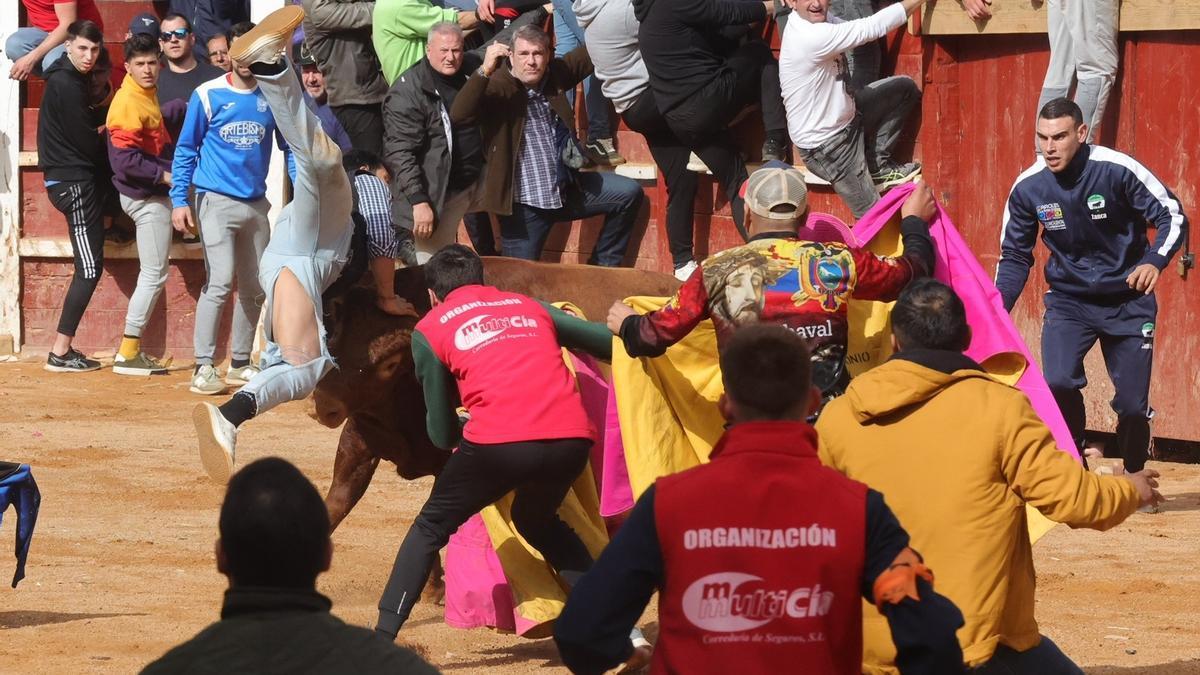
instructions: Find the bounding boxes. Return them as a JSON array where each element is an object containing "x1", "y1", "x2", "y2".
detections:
[
  {"x1": 374, "y1": 245, "x2": 651, "y2": 667},
  {"x1": 554, "y1": 324, "x2": 965, "y2": 674}
]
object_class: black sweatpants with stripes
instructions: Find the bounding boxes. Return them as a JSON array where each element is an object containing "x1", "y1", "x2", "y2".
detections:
[{"x1": 47, "y1": 180, "x2": 107, "y2": 337}]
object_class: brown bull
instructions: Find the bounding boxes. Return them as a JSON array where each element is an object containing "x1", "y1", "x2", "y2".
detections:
[{"x1": 314, "y1": 257, "x2": 680, "y2": 530}]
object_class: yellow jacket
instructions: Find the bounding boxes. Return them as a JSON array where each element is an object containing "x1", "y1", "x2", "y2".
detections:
[{"x1": 815, "y1": 351, "x2": 1140, "y2": 670}]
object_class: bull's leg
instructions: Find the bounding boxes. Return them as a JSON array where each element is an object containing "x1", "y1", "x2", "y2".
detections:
[
  {"x1": 326, "y1": 418, "x2": 380, "y2": 531},
  {"x1": 424, "y1": 556, "x2": 446, "y2": 607}
]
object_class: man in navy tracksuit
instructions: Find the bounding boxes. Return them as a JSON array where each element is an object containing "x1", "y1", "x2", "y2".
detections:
[{"x1": 996, "y1": 98, "x2": 1188, "y2": 474}]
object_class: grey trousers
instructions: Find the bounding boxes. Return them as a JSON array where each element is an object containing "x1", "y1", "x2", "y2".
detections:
[
  {"x1": 799, "y1": 76, "x2": 921, "y2": 218},
  {"x1": 240, "y1": 57, "x2": 353, "y2": 415},
  {"x1": 1037, "y1": 0, "x2": 1119, "y2": 142},
  {"x1": 831, "y1": 0, "x2": 881, "y2": 92},
  {"x1": 194, "y1": 192, "x2": 270, "y2": 365},
  {"x1": 119, "y1": 194, "x2": 172, "y2": 337}
]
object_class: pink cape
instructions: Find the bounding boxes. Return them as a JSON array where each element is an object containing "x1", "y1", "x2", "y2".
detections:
[
  {"x1": 853, "y1": 183, "x2": 1078, "y2": 459},
  {"x1": 443, "y1": 353, "x2": 612, "y2": 634}
]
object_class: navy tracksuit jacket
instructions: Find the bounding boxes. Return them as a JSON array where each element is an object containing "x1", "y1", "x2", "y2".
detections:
[{"x1": 994, "y1": 144, "x2": 1187, "y2": 469}]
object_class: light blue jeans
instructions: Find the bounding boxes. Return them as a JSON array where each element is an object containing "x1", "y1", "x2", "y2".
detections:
[
  {"x1": 554, "y1": 0, "x2": 611, "y2": 140},
  {"x1": 239, "y1": 57, "x2": 354, "y2": 415},
  {"x1": 5, "y1": 27, "x2": 66, "y2": 75}
]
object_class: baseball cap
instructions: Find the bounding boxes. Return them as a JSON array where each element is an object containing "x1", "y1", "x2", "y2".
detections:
[
  {"x1": 742, "y1": 160, "x2": 808, "y2": 221},
  {"x1": 129, "y1": 12, "x2": 160, "y2": 37},
  {"x1": 294, "y1": 43, "x2": 317, "y2": 66}
]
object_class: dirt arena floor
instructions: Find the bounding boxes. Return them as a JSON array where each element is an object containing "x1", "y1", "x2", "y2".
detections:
[{"x1": 0, "y1": 360, "x2": 1198, "y2": 673}]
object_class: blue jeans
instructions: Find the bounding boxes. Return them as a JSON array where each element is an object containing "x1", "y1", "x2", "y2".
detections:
[
  {"x1": 5, "y1": 27, "x2": 66, "y2": 75},
  {"x1": 553, "y1": 0, "x2": 611, "y2": 140},
  {"x1": 971, "y1": 636, "x2": 1083, "y2": 674},
  {"x1": 498, "y1": 171, "x2": 642, "y2": 266}
]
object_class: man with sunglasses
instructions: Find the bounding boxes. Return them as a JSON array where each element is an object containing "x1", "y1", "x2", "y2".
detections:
[{"x1": 157, "y1": 13, "x2": 223, "y2": 107}]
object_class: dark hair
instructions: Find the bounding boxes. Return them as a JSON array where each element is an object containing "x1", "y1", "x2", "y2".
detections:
[
  {"x1": 67, "y1": 20, "x2": 104, "y2": 44},
  {"x1": 160, "y1": 12, "x2": 193, "y2": 32},
  {"x1": 424, "y1": 244, "x2": 484, "y2": 300},
  {"x1": 511, "y1": 25, "x2": 551, "y2": 51},
  {"x1": 890, "y1": 278, "x2": 970, "y2": 352},
  {"x1": 719, "y1": 324, "x2": 812, "y2": 420},
  {"x1": 227, "y1": 21, "x2": 256, "y2": 45},
  {"x1": 1039, "y1": 97, "x2": 1084, "y2": 126},
  {"x1": 123, "y1": 33, "x2": 161, "y2": 61},
  {"x1": 219, "y1": 457, "x2": 330, "y2": 589},
  {"x1": 342, "y1": 149, "x2": 385, "y2": 174}
]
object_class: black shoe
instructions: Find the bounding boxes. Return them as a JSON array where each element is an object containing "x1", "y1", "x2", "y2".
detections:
[
  {"x1": 44, "y1": 348, "x2": 101, "y2": 373},
  {"x1": 761, "y1": 137, "x2": 791, "y2": 162}
]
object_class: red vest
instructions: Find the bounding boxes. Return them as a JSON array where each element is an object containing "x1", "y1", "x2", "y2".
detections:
[
  {"x1": 416, "y1": 285, "x2": 594, "y2": 445},
  {"x1": 652, "y1": 422, "x2": 867, "y2": 674}
]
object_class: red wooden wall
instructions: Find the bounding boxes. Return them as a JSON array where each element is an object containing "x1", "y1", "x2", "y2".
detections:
[{"x1": 17, "y1": 2, "x2": 1199, "y2": 441}]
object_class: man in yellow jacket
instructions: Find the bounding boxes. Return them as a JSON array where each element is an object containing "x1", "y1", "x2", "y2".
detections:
[{"x1": 816, "y1": 278, "x2": 1162, "y2": 673}]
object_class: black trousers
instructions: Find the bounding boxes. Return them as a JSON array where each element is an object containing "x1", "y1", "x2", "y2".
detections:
[
  {"x1": 47, "y1": 180, "x2": 107, "y2": 337},
  {"x1": 663, "y1": 40, "x2": 787, "y2": 147},
  {"x1": 623, "y1": 89, "x2": 749, "y2": 262},
  {"x1": 377, "y1": 437, "x2": 595, "y2": 636},
  {"x1": 332, "y1": 103, "x2": 384, "y2": 151},
  {"x1": 1042, "y1": 291, "x2": 1156, "y2": 473}
]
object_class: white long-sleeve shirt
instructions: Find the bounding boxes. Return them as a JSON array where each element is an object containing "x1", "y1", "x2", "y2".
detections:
[{"x1": 780, "y1": 3, "x2": 907, "y2": 149}]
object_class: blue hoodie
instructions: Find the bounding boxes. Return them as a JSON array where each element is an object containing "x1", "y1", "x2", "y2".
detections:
[{"x1": 996, "y1": 144, "x2": 1187, "y2": 310}]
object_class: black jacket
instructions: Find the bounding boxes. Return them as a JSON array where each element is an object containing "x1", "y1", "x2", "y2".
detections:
[
  {"x1": 141, "y1": 587, "x2": 439, "y2": 674},
  {"x1": 996, "y1": 144, "x2": 1188, "y2": 309},
  {"x1": 632, "y1": 0, "x2": 767, "y2": 114},
  {"x1": 383, "y1": 54, "x2": 483, "y2": 231},
  {"x1": 37, "y1": 53, "x2": 109, "y2": 182}
]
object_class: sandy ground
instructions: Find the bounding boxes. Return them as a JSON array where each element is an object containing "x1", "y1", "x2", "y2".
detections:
[{"x1": 0, "y1": 361, "x2": 1198, "y2": 673}]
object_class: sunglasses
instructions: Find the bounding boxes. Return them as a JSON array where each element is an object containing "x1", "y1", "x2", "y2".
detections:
[{"x1": 159, "y1": 28, "x2": 191, "y2": 41}]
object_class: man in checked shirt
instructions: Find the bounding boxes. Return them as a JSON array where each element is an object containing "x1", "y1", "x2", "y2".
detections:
[{"x1": 343, "y1": 149, "x2": 414, "y2": 316}]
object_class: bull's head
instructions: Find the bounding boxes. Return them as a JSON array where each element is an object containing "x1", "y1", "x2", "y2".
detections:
[{"x1": 314, "y1": 267, "x2": 432, "y2": 428}]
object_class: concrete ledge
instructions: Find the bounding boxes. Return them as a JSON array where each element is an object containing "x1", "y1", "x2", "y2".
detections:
[{"x1": 18, "y1": 237, "x2": 206, "y2": 260}]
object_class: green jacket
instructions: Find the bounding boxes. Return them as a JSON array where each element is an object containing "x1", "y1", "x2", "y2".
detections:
[
  {"x1": 373, "y1": 0, "x2": 459, "y2": 85},
  {"x1": 142, "y1": 587, "x2": 439, "y2": 674},
  {"x1": 412, "y1": 301, "x2": 613, "y2": 449}
]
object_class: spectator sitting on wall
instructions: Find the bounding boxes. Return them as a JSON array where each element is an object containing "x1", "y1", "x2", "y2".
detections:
[
  {"x1": 141, "y1": 457, "x2": 439, "y2": 674},
  {"x1": 207, "y1": 33, "x2": 231, "y2": 71},
  {"x1": 779, "y1": 0, "x2": 926, "y2": 219},
  {"x1": 576, "y1": 0, "x2": 750, "y2": 280},
  {"x1": 6, "y1": 0, "x2": 104, "y2": 81},
  {"x1": 157, "y1": 13, "x2": 225, "y2": 106},
  {"x1": 633, "y1": 0, "x2": 791, "y2": 164},
  {"x1": 450, "y1": 28, "x2": 643, "y2": 266}
]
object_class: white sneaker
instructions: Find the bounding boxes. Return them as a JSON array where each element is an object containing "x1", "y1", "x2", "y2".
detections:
[
  {"x1": 225, "y1": 363, "x2": 261, "y2": 386},
  {"x1": 193, "y1": 402, "x2": 237, "y2": 483},
  {"x1": 686, "y1": 152, "x2": 710, "y2": 173},
  {"x1": 190, "y1": 364, "x2": 227, "y2": 395},
  {"x1": 227, "y1": 5, "x2": 304, "y2": 66},
  {"x1": 674, "y1": 260, "x2": 699, "y2": 281}
]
